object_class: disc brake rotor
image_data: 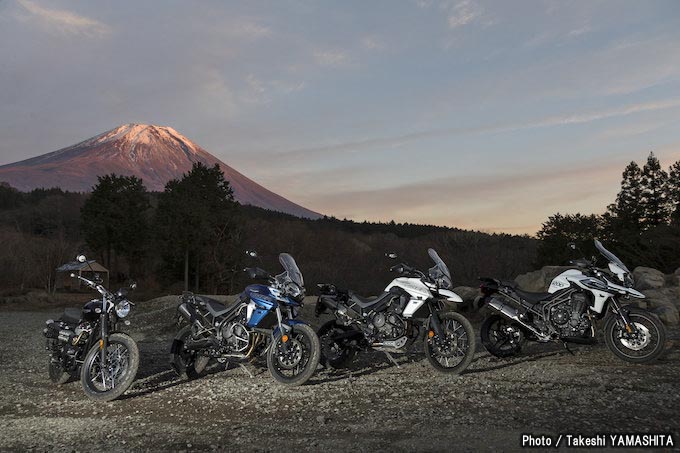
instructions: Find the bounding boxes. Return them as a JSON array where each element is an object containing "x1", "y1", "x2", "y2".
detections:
[
  {"x1": 619, "y1": 322, "x2": 651, "y2": 351},
  {"x1": 277, "y1": 337, "x2": 303, "y2": 369}
]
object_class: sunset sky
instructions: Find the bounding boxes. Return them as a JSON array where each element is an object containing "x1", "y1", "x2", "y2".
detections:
[{"x1": 1, "y1": 0, "x2": 680, "y2": 234}]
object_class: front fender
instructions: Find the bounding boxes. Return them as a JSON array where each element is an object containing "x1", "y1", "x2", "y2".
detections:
[{"x1": 438, "y1": 289, "x2": 464, "y2": 303}]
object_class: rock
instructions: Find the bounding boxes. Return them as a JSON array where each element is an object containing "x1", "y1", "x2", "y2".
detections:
[
  {"x1": 633, "y1": 267, "x2": 666, "y2": 290},
  {"x1": 452, "y1": 286, "x2": 479, "y2": 305},
  {"x1": 514, "y1": 266, "x2": 572, "y2": 292},
  {"x1": 652, "y1": 305, "x2": 679, "y2": 325}
]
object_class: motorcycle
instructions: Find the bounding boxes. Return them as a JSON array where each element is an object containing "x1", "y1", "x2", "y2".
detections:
[
  {"x1": 43, "y1": 254, "x2": 140, "y2": 401},
  {"x1": 478, "y1": 239, "x2": 666, "y2": 363},
  {"x1": 315, "y1": 248, "x2": 476, "y2": 374},
  {"x1": 170, "y1": 251, "x2": 321, "y2": 386}
]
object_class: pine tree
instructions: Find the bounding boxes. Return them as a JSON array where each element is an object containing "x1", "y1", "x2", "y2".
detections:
[
  {"x1": 608, "y1": 161, "x2": 644, "y2": 233},
  {"x1": 667, "y1": 160, "x2": 680, "y2": 225},
  {"x1": 640, "y1": 152, "x2": 670, "y2": 229}
]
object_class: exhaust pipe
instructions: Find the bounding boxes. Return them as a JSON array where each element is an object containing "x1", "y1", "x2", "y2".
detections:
[{"x1": 487, "y1": 297, "x2": 550, "y2": 341}]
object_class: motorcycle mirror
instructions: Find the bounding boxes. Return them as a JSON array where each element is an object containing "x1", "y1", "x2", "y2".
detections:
[
  {"x1": 129, "y1": 281, "x2": 137, "y2": 290},
  {"x1": 246, "y1": 250, "x2": 258, "y2": 258},
  {"x1": 76, "y1": 254, "x2": 87, "y2": 263},
  {"x1": 386, "y1": 252, "x2": 398, "y2": 259}
]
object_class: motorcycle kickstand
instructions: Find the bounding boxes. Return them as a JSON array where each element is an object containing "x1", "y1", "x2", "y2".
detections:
[
  {"x1": 384, "y1": 351, "x2": 400, "y2": 369},
  {"x1": 238, "y1": 363, "x2": 254, "y2": 378},
  {"x1": 562, "y1": 341, "x2": 575, "y2": 356}
]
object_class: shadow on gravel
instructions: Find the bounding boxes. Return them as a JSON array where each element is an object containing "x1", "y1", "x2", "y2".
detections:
[{"x1": 466, "y1": 350, "x2": 565, "y2": 374}]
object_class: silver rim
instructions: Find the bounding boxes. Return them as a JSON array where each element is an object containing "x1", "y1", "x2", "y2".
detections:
[
  {"x1": 86, "y1": 343, "x2": 130, "y2": 392},
  {"x1": 430, "y1": 318, "x2": 469, "y2": 368}
]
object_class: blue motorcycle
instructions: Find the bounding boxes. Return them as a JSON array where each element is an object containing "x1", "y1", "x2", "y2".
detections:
[{"x1": 171, "y1": 252, "x2": 320, "y2": 386}]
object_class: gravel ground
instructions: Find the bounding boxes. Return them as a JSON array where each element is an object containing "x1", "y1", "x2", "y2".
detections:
[{"x1": 0, "y1": 296, "x2": 678, "y2": 452}]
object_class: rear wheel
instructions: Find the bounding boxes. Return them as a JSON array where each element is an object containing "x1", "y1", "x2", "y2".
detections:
[
  {"x1": 80, "y1": 333, "x2": 139, "y2": 402},
  {"x1": 604, "y1": 307, "x2": 666, "y2": 363},
  {"x1": 48, "y1": 358, "x2": 71, "y2": 385},
  {"x1": 317, "y1": 320, "x2": 358, "y2": 369},
  {"x1": 480, "y1": 314, "x2": 524, "y2": 358},
  {"x1": 424, "y1": 311, "x2": 475, "y2": 374},
  {"x1": 267, "y1": 324, "x2": 320, "y2": 386},
  {"x1": 171, "y1": 325, "x2": 210, "y2": 380}
]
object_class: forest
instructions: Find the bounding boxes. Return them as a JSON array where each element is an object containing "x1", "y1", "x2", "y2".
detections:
[
  {"x1": 2, "y1": 151, "x2": 678, "y2": 302},
  {"x1": 0, "y1": 164, "x2": 535, "y2": 299}
]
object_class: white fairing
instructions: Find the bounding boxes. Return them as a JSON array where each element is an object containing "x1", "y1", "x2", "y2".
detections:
[
  {"x1": 246, "y1": 301, "x2": 256, "y2": 322},
  {"x1": 548, "y1": 269, "x2": 583, "y2": 293},
  {"x1": 385, "y1": 277, "x2": 432, "y2": 317},
  {"x1": 437, "y1": 288, "x2": 464, "y2": 303}
]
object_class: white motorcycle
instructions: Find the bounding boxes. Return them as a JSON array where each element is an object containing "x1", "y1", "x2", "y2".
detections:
[
  {"x1": 479, "y1": 239, "x2": 666, "y2": 363},
  {"x1": 315, "y1": 248, "x2": 475, "y2": 374}
]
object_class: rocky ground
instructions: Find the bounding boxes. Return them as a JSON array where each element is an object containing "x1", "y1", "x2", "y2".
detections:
[{"x1": 0, "y1": 296, "x2": 678, "y2": 452}]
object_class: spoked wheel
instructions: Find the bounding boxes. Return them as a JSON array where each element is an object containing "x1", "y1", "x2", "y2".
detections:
[
  {"x1": 48, "y1": 358, "x2": 71, "y2": 385},
  {"x1": 267, "y1": 324, "x2": 320, "y2": 386},
  {"x1": 424, "y1": 311, "x2": 476, "y2": 374},
  {"x1": 480, "y1": 314, "x2": 525, "y2": 358},
  {"x1": 317, "y1": 321, "x2": 358, "y2": 369},
  {"x1": 80, "y1": 333, "x2": 139, "y2": 402},
  {"x1": 171, "y1": 325, "x2": 210, "y2": 380},
  {"x1": 604, "y1": 308, "x2": 666, "y2": 363}
]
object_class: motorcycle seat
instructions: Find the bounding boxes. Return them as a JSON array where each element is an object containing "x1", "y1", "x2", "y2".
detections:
[
  {"x1": 197, "y1": 296, "x2": 242, "y2": 318},
  {"x1": 513, "y1": 289, "x2": 553, "y2": 303},
  {"x1": 62, "y1": 308, "x2": 81, "y2": 324},
  {"x1": 348, "y1": 291, "x2": 395, "y2": 309}
]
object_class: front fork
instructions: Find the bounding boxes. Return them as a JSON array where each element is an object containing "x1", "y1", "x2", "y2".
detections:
[
  {"x1": 610, "y1": 297, "x2": 636, "y2": 334},
  {"x1": 275, "y1": 307, "x2": 292, "y2": 352},
  {"x1": 427, "y1": 302, "x2": 446, "y2": 338},
  {"x1": 100, "y1": 295, "x2": 109, "y2": 386}
]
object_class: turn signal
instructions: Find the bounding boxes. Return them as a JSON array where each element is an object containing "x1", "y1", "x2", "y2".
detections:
[
  {"x1": 99, "y1": 339, "x2": 104, "y2": 349},
  {"x1": 282, "y1": 335, "x2": 289, "y2": 343},
  {"x1": 428, "y1": 330, "x2": 435, "y2": 338}
]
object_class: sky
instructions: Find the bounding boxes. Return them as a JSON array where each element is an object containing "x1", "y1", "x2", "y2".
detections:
[{"x1": 1, "y1": 0, "x2": 680, "y2": 234}]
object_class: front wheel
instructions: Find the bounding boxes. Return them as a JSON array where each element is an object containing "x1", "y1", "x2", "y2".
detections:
[
  {"x1": 80, "y1": 333, "x2": 139, "y2": 402},
  {"x1": 604, "y1": 307, "x2": 666, "y2": 363},
  {"x1": 480, "y1": 314, "x2": 525, "y2": 358},
  {"x1": 424, "y1": 311, "x2": 476, "y2": 374},
  {"x1": 267, "y1": 324, "x2": 320, "y2": 386}
]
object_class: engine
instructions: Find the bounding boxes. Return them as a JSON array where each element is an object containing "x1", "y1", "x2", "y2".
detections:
[
  {"x1": 549, "y1": 291, "x2": 592, "y2": 337},
  {"x1": 367, "y1": 309, "x2": 406, "y2": 341},
  {"x1": 218, "y1": 320, "x2": 251, "y2": 354}
]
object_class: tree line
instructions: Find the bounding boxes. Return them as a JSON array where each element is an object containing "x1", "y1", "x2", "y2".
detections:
[
  {"x1": 536, "y1": 152, "x2": 680, "y2": 271},
  {"x1": 0, "y1": 166, "x2": 537, "y2": 298}
]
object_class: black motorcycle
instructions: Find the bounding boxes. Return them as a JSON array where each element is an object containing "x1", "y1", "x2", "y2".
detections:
[
  {"x1": 315, "y1": 249, "x2": 476, "y2": 374},
  {"x1": 43, "y1": 255, "x2": 140, "y2": 401},
  {"x1": 170, "y1": 251, "x2": 320, "y2": 386}
]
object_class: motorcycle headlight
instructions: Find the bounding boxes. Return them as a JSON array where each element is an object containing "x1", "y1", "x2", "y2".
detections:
[{"x1": 115, "y1": 300, "x2": 131, "y2": 318}]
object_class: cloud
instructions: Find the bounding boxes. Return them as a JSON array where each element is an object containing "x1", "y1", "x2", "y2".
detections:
[
  {"x1": 446, "y1": 0, "x2": 483, "y2": 29},
  {"x1": 16, "y1": 0, "x2": 110, "y2": 37},
  {"x1": 270, "y1": 98, "x2": 680, "y2": 159},
  {"x1": 313, "y1": 49, "x2": 350, "y2": 67},
  {"x1": 361, "y1": 35, "x2": 385, "y2": 51},
  {"x1": 228, "y1": 21, "x2": 272, "y2": 39}
]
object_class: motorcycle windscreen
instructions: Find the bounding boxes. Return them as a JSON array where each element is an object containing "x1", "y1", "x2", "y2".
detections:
[
  {"x1": 594, "y1": 239, "x2": 630, "y2": 274},
  {"x1": 427, "y1": 248, "x2": 452, "y2": 289},
  {"x1": 279, "y1": 253, "x2": 304, "y2": 287}
]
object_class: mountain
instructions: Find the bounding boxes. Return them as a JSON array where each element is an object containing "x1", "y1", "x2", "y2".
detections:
[{"x1": 0, "y1": 124, "x2": 321, "y2": 219}]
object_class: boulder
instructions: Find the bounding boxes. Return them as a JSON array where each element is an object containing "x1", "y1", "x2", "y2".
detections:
[
  {"x1": 633, "y1": 267, "x2": 666, "y2": 290},
  {"x1": 672, "y1": 268, "x2": 680, "y2": 286},
  {"x1": 452, "y1": 286, "x2": 479, "y2": 305},
  {"x1": 652, "y1": 305, "x2": 679, "y2": 325},
  {"x1": 514, "y1": 266, "x2": 572, "y2": 292}
]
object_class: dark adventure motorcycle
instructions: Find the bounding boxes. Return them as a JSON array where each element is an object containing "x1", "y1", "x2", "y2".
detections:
[
  {"x1": 316, "y1": 248, "x2": 476, "y2": 374},
  {"x1": 171, "y1": 251, "x2": 320, "y2": 386},
  {"x1": 478, "y1": 239, "x2": 666, "y2": 363},
  {"x1": 43, "y1": 254, "x2": 140, "y2": 401}
]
